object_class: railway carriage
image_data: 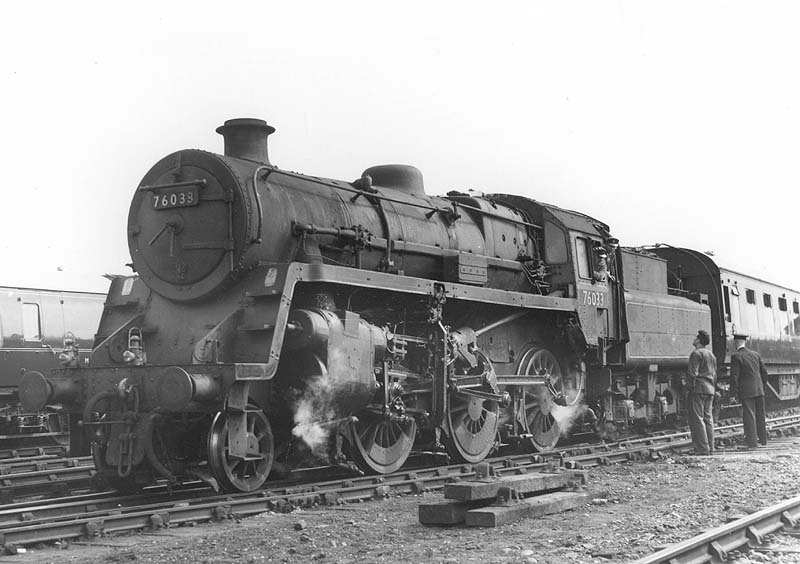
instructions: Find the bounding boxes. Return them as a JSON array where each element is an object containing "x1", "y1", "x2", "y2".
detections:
[
  {"x1": 0, "y1": 286, "x2": 104, "y2": 438},
  {"x1": 20, "y1": 119, "x2": 725, "y2": 493},
  {"x1": 648, "y1": 247, "x2": 800, "y2": 405}
]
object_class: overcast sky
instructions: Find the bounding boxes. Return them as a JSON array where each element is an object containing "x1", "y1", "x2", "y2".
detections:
[{"x1": 2, "y1": 1, "x2": 799, "y2": 294}]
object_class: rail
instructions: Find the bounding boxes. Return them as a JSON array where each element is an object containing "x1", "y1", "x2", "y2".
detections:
[{"x1": 633, "y1": 494, "x2": 800, "y2": 563}]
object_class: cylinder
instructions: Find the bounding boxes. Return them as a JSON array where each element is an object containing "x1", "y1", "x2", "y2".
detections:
[
  {"x1": 283, "y1": 309, "x2": 334, "y2": 350},
  {"x1": 157, "y1": 366, "x2": 221, "y2": 411}
]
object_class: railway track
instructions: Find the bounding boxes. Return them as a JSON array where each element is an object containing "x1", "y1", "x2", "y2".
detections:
[
  {"x1": 0, "y1": 456, "x2": 95, "y2": 502},
  {"x1": 0, "y1": 444, "x2": 66, "y2": 461},
  {"x1": 0, "y1": 454, "x2": 570, "y2": 549},
  {"x1": 0, "y1": 412, "x2": 797, "y2": 551},
  {"x1": 1, "y1": 413, "x2": 799, "y2": 550},
  {"x1": 634, "y1": 494, "x2": 800, "y2": 563},
  {"x1": 0, "y1": 432, "x2": 69, "y2": 452},
  {"x1": 3, "y1": 409, "x2": 797, "y2": 504}
]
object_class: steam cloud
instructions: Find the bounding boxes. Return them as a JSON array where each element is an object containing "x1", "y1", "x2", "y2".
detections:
[
  {"x1": 290, "y1": 345, "x2": 348, "y2": 459},
  {"x1": 539, "y1": 366, "x2": 594, "y2": 437}
]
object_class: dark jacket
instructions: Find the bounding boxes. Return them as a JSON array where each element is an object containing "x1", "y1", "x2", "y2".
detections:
[
  {"x1": 687, "y1": 347, "x2": 717, "y2": 395},
  {"x1": 730, "y1": 346, "x2": 767, "y2": 398}
]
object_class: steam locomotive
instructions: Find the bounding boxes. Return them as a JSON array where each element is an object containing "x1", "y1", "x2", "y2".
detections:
[
  {"x1": 19, "y1": 119, "x2": 800, "y2": 493},
  {"x1": 0, "y1": 286, "x2": 104, "y2": 441}
]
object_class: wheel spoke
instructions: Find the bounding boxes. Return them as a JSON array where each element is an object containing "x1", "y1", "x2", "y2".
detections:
[
  {"x1": 351, "y1": 414, "x2": 416, "y2": 475},
  {"x1": 358, "y1": 421, "x2": 379, "y2": 451},
  {"x1": 445, "y1": 394, "x2": 499, "y2": 463}
]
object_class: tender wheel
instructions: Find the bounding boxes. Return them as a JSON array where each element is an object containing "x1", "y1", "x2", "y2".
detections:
[
  {"x1": 514, "y1": 347, "x2": 584, "y2": 451},
  {"x1": 349, "y1": 413, "x2": 416, "y2": 474},
  {"x1": 445, "y1": 393, "x2": 500, "y2": 463},
  {"x1": 208, "y1": 408, "x2": 274, "y2": 492}
]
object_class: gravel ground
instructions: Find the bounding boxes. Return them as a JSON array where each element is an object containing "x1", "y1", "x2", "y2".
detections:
[{"x1": 4, "y1": 437, "x2": 800, "y2": 564}]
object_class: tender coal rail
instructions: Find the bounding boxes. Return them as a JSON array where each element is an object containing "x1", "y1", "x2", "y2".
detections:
[{"x1": 633, "y1": 494, "x2": 800, "y2": 564}]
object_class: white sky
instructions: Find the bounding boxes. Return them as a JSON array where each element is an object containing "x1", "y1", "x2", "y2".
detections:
[{"x1": 2, "y1": 1, "x2": 799, "y2": 293}]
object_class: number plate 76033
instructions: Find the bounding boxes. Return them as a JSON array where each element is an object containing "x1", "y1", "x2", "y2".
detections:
[{"x1": 152, "y1": 187, "x2": 199, "y2": 210}]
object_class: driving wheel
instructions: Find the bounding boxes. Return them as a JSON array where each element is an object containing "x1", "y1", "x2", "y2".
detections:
[
  {"x1": 350, "y1": 413, "x2": 416, "y2": 474},
  {"x1": 514, "y1": 347, "x2": 583, "y2": 451},
  {"x1": 444, "y1": 392, "x2": 500, "y2": 463},
  {"x1": 208, "y1": 407, "x2": 274, "y2": 492}
]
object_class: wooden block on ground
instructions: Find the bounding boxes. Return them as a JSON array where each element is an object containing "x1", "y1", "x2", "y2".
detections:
[
  {"x1": 465, "y1": 490, "x2": 595, "y2": 527},
  {"x1": 418, "y1": 499, "x2": 469, "y2": 525},
  {"x1": 445, "y1": 471, "x2": 579, "y2": 501},
  {"x1": 419, "y1": 498, "x2": 492, "y2": 525}
]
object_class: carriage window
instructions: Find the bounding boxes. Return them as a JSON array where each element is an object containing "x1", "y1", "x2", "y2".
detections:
[
  {"x1": 575, "y1": 237, "x2": 591, "y2": 279},
  {"x1": 543, "y1": 221, "x2": 568, "y2": 264},
  {"x1": 779, "y1": 297, "x2": 788, "y2": 311},
  {"x1": 22, "y1": 303, "x2": 42, "y2": 341},
  {"x1": 763, "y1": 294, "x2": 772, "y2": 308},
  {"x1": 722, "y1": 285, "x2": 731, "y2": 322},
  {"x1": 794, "y1": 301, "x2": 800, "y2": 314},
  {"x1": 746, "y1": 289, "x2": 756, "y2": 304}
]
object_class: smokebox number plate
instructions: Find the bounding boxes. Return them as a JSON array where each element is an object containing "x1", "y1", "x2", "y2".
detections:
[{"x1": 152, "y1": 187, "x2": 199, "y2": 210}]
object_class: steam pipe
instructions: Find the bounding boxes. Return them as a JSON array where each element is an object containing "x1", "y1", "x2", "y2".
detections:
[
  {"x1": 142, "y1": 411, "x2": 176, "y2": 484},
  {"x1": 82, "y1": 390, "x2": 117, "y2": 429}
]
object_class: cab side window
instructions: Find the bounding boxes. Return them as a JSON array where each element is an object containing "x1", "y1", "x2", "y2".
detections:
[{"x1": 575, "y1": 237, "x2": 591, "y2": 279}]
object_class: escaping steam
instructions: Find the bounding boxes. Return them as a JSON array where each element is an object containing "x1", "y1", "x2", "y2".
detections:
[
  {"x1": 544, "y1": 365, "x2": 596, "y2": 438},
  {"x1": 290, "y1": 345, "x2": 349, "y2": 459}
]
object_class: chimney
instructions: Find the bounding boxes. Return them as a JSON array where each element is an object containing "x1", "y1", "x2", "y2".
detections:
[{"x1": 215, "y1": 118, "x2": 275, "y2": 163}]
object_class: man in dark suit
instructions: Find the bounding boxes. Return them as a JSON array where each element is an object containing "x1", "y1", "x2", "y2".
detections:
[{"x1": 730, "y1": 333, "x2": 768, "y2": 448}]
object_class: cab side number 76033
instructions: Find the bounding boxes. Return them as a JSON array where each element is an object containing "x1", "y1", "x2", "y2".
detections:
[{"x1": 581, "y1": 290, "x2": 605, "y2": 307}]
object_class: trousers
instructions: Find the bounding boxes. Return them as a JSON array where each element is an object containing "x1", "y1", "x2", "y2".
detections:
[
  {"x1": 741, "y1": 395, "x2": 767, "y2": 447},
  {"x1": 688, "y1": 393, "x2": 714, "y2": 453}
]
